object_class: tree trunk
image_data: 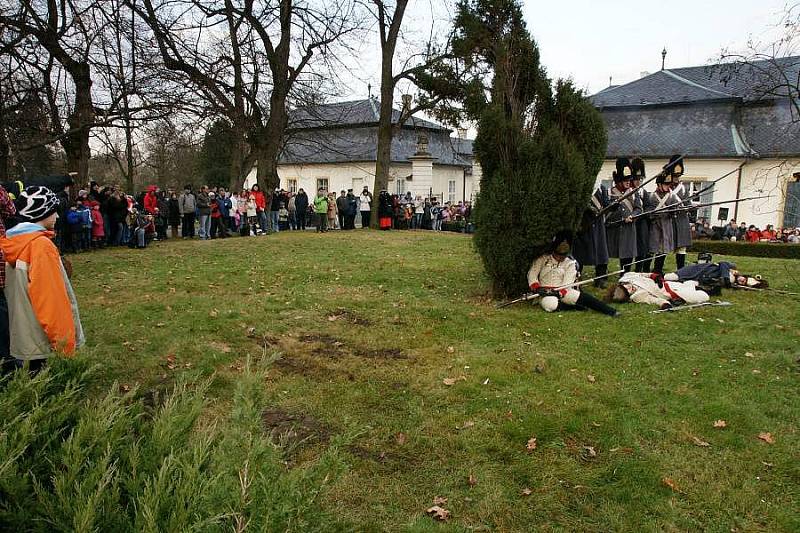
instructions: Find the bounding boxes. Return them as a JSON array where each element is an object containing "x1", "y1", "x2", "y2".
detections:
[
  {"x1": 252, "y1": 92, "x2": 288, "y2": 204},
  {"x1": 371, "y1": 52, "x2": 397, "y2": 228},
  {"x1": 63, "y1": 68, "x2": 93, "y2": 189},
  {"x1": 229, "y1": 126, "x2": 251, "y2": 192}
]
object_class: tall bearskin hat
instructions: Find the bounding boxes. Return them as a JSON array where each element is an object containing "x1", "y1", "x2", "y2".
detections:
[
  {"x1": 666, "y1": 154, "x2": 684, "y2": 178},
  {"x1": 614, "y1": 157, "x2": 632, "y2": 183},
  {"x1": 631, "y1": 158, "x2": 646, "y2": 179}
]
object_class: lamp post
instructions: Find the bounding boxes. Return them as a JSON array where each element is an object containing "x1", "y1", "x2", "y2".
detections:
[{"x1": 661, "y1": 47, "x2": 667, "y2": 70}]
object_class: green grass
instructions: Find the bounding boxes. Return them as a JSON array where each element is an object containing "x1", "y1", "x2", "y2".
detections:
[{"x1": 68, "y1": 230, "x2": 799, "y2": 531}]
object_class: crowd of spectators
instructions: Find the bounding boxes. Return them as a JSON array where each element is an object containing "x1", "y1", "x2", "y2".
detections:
[
  {"x1": 694, "y1": 218, "x2": 800, "y2": 243},
  {"x1": 25, "y1": 180, "x2": 474, "y2": 252}
]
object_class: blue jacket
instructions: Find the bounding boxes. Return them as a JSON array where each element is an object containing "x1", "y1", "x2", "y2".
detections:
[
  {"x1": 77, "y1": 207, "x2": 92, "y2": 228},
  {"x1": 66, "y1": 210, "x2": 82, "y2": 227},
  {"x1": 219, "y1": 196, "x2": 232, "y2": 217}
]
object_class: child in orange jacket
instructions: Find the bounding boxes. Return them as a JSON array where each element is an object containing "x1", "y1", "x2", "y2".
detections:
[{"x1": 0, "y1": 186, "x2": 84, "y2": 369}]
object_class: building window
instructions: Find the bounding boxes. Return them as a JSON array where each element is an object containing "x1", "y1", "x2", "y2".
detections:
[
  {"x1": 448, "y1": 180, "x2": 456, "y2": 202},
  {"x1": 316, "y1": 178, "x2": 329, "y2": 193},
  {"x1": 396, "y1": 175, "x2": 406, "y2": 195},
  {"x1": 286, "y1": 179, "x2": 298, "y2": 193},
  {"x1": 784, "y1": 181, "x2": 800, "y2": 228},
  {"x1": 686, "y1": 180, "x2": 713, "y2": 221}
]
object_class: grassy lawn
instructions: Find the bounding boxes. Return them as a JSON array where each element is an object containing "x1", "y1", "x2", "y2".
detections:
[{"x1": 70, "y1": 230, "x2": 799, "y2": 531}]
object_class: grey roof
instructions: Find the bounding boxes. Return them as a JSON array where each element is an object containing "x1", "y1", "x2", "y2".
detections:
[
  {"x1": 593, "y1": 56, "x2": 800, "y2": 158},
  {"x1": 592, "y1": 56, "x2": 800, "y2": 108},
  {"x1": 601, "y1": 102, "x2": 747, "y2": 158},
  {"x1": 289, "y1": 98, "x2": 448, "y2": 131},
  {"x1": 281, "y1": 125, "x2": 473, "y2": 166}
]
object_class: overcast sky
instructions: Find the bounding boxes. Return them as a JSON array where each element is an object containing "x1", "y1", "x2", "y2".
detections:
[
  {"x1": 524, "y1": 0, "x2": 791, "y2": 94},
  {"x1": 346, "y1": 0, "x2": 792, "y2": 102}
]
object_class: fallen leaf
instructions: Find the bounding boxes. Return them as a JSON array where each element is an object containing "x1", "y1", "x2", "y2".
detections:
[
  {"x1": 482, "y1": 378, "x2": 490, "y2": 385},
  {"x1": 443, "y1": 378, "x2": 456, "y2": 386},
  {"x1": 662, "y1": 477, "x2": 679, "y2": 492},
  {"x1": 184, "y1": 362, "x2": 192, "y2": 368},
  {"x1": 426, "y1": 505, "x2": 450, "y2": 521},
  {"x1": 432, "y1": 496, "x2": 448, "y2": 506},
  {"x1": 526, "y1": 437, "x2": 537, "y2": 452},
  {"x1": 209, "y1": 308, "x2": 219, "y2": 318},
  {"x1": 457, "y1": 421, "x2": 475, "y2": 430},
  {"x1": 691, "y1": 436, "x2": 711, "y2": 447},
  {"x1": 120, "y1": 384, "x2": 131, "y2": 392},
  {"x1": 762, "y1": 461, "x2": 774, "y2": 468},
  {"x1": 587, "y1": 375, "x2": 596, "y2": 383},
  {"x1": 505, "y1": 410, "x2": 513, "y2": 420},
  {"x1": 156, "y1": 322, "x2": 165, "y2": 328},
  {"x1": 522, "y1": 331, "x2": 531, "y2": 337},
  {"x1": 713, "y1": 420, "x2": 727, "y2": 429},
  {"x1": 468, "y1": 474, "x2": 477, "y2": 487},
  {"x1": 246, "y1": 327, "x2": 257, "y2": 337},
  {"x1": 327, "y1": 315, "x2": 338, "y2": 322},
  {"x1": 752, "y1": 369, "x2": 761, "y2": 374},
  {"x1": 166, "y1": 354, "x2": 176, "y2": 364},
  {"x1": 521, "y1": 488, "x2": 532, "y2": 496},
  {"x1": 758, "y1": 432, "x2": 775, "y2": 444},
  {"x1": 168, "y1": 287, "x2": 176, "y2": 294},
  {"x1": 745, "y1": 352, "x2": 755, "y2": 358},
  {"x1": 534, "y1": 364, "x2": 545, "y2": 374},
  {"x1": 395, "y1": 432, "x2": 407, "y2": 445},
  {"x1": 446, "y1": 346, "x2": 455, "y2": 353}
]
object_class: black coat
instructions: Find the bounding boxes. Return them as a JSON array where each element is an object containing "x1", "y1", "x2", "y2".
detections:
[{"x1": 295, "y1": 192, "x2": 309, "y2": 213}]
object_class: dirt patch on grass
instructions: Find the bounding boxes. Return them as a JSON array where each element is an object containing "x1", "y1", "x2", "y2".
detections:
[
  {"x1": 262, "y1": 408, "x2": 332, "y2": 447},
  {"x1": 326, "y1": 308, "x2": 372, "y2": 326},
  {"x1": 352, "y1": 347, "x2": 406, "y2": 359}
]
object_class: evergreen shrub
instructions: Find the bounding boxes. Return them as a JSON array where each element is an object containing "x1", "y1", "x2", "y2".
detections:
[{"x1": 0, "y1": 358, "x2": 343, "y2": 532}]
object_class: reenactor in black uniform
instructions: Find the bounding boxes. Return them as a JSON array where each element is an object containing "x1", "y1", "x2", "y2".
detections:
[
  {"x1": 605, "y1": 158, "x2": 641, "y2": 272},
  {"x1": 630, "y1": 158, "x2": 651, "y2": 272},
  {"x1": 645, "y1": 167, "x2": 680, "y2": 274},
  {"x1": 573, "y1": 184, "x2": 610, "y2": 287},
  {"x1": 667, "y1": 154, "x2": 693, "y2": 270}
]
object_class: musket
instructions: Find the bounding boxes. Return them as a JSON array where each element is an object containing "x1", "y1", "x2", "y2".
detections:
[
  {"x1": 496, "y1": 254, "x2": 667, "y2": 309},
  {"x1": 607, "y1": 195, "x2": 770, "y2": 226},
  {"x1": 689, "y1": 162, "x2": 746, "y2": 199},
  {"x1": 732, "y1": 285, "x2": 800, "y2": 297},
  {"x1": 651, "y1": 300, "x2": 732, "y2": 313},
  {"x1": 598, "y1": 155, "x2": 687, "y2": 216}
]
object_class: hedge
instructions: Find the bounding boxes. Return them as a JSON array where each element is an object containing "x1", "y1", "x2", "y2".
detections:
[{"x1": 689, "y1": 240, "x2": 800, "y2": 259}]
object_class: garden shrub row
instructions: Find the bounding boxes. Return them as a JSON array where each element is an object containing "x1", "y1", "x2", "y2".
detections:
[{"x1": 689, "y1": 240, "x2": 800, "y2": 259}]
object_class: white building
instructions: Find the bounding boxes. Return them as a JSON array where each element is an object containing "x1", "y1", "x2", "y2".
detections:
[
  {"x1": 245, "y1": 98, "x2": 480, "y2": 204},
  {"x1": 592, "y1": 56, "x2": 800, "y2": 229}
]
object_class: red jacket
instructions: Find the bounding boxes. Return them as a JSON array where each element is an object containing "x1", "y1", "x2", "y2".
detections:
[
  {"x1": 251, "y1": 191, "x2": 266, "y2": 211},
  {"x1": 760, "y1": 230, "x2": 777, "y2": 241},
  {"x1": 745, "y1": 230, "x2": 760, "y2": 242},
  {"x1": 91, "y1": 209, "x2": 105, "y2": 238},
  {"x1": 144, "y1": 192, "x2": 158, "y2": 214}
]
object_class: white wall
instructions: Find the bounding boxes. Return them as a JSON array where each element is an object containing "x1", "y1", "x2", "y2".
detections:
[{"x1": 596, "y1": 157, "x2": 800, "y2": 228}]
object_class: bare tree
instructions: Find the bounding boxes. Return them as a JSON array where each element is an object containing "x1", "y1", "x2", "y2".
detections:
[
  {"x1": 129, "y1": 0, "x2": 363, "y2": 196},
  {"x1": 368, "y1": 0, "x2": 451, "y2": 226}
]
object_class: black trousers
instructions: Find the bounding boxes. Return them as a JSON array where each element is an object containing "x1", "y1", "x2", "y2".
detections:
[
  {"x1": 338, "y1": 213, "x2": 345, "y2": 230},
  {"x1": 345, "y1": 214, "x2": 356, "y2": 229},
  {"x1": 620, "y1": 257, "x2": 633, "y2": 272},
  {"x1": 360, "y1": 210, "x2": 371, "y2": 228},
  {"x1": 635, "y1": 256, "x2": 651, "y2": 273},
  {"x1": 182, "y1": 213, "x2": 196, "y2": 237},
  {"x1": 297, "y1": 211, "x2": 306, "y2": 230}
]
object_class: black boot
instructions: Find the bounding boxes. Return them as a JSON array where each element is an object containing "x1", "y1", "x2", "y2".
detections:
[
  {"x1": 676, "y1": 253, "x2": 686, "y2": 270},
  {"x1": 576, "y1": 291, "x2": 618, "y2": 317},
  {"x1": 594, "y1": 264, "x2": 608, "y2": 288},
  {"x1": 653, "y1": 254, "x2": 666, "y2": 275},
  {"x1": 621, "y1": 258, "x2": 633, "y2": 272},
  {"x1": 635, "y1": 255, "x2": 650, "y2": 273}
]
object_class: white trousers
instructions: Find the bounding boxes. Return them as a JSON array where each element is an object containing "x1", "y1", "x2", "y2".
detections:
[{"x1": 540, "y1": 288, "x2": 580, "y2": 312}]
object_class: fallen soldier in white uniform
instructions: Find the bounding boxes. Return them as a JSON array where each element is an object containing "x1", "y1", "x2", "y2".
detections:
[{"x1": 606, "y1": 271, "x2": 709, "y2": 310}]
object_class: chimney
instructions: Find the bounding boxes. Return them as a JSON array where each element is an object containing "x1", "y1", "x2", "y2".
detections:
[{"x1": 640, "y1": 71, "x2": 650, "y2": 79}]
